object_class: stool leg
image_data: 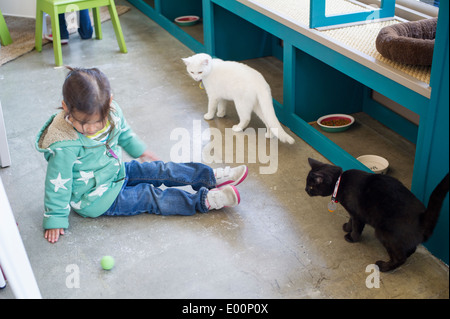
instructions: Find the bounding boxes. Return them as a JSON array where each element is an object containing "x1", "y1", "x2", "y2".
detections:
[
  {"x1": 50, "y1": 7, "x2": 63, "y2": 66},
  {"x1": 0, "y1": 9, "x2": 13, "y2": 46},
  {"x1": 107, "y1": 2, "x2": 127, "y2": 53},
  {"x1": 35, "y1": 8, "x2": 44, "y2": 51},
  {"x1": 92, "y1": 7, "x2": 102, "y2": 40}
]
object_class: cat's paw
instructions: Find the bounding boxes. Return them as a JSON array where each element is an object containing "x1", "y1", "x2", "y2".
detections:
[
  {"x1": 265, "y1": 130, "x2": 273, "y2": 139},
  {"x1": 216, "y1": 110, "x2": 226, "y2": 118},
  {"x1": 204, "y1": 113, "x2": 215, "y2": 120},
  {"x1": 344, "y1": 233, "x2": 355, "y2": 243},
  {"x1": 232, "y1": 125, "x2": 243, "y2": 132},
  {"x1": 343, "y1": 222, "x2": 352, "y2": 232},
  {"x1": 376, "y1": 260, "x2": 392, "y2": 272}
]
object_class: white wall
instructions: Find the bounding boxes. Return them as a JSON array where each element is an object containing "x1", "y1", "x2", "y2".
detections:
[{"x1": 0, "y1": 0, "x2": 36, "y2": 18}]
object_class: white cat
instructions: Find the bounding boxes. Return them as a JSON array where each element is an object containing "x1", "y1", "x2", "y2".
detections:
[{"x1": 182, "y1": 53, "x2": 295, "y2": 144}]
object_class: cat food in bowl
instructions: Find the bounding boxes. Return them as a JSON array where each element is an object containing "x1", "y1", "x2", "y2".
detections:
[
  {"x1": 174, "y1": 16, "x2": 200, "y2": 26},
  {"x1": 357, "y1": 155, "x2": 389, "y2": 174},
  {"x1": 317, "y1": 114, "x2": 354, "y2": 132}
]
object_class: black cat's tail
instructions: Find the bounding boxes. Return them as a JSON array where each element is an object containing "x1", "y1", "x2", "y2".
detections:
[{"x1": 421, "y1": 173, "x2": 450, "y2": 242}]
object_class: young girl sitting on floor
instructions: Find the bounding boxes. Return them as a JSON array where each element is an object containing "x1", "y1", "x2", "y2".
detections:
[{"x1": 36, "y1": 67, "x2": 247, "y2": 243}]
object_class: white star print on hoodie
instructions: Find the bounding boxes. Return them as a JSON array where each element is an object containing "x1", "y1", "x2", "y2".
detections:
[{"x1": 36, "y1": 101, "x2": 147, "y2": 230}]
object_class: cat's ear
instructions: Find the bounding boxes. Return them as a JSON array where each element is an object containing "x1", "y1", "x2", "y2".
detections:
[
  {"x1": 308, "y1": 158, "x2": 323, "y2": 169},
  {"x1": 201, "y1": 58, "x2": 210, "y2": 66},
  {"x1": 182, "y1": 57, "x2": 190, "y2": 66}
]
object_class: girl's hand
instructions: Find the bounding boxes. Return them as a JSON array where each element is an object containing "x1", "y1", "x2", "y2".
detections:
[
  {"x1": 45, "y1": 228, "x2": 65, "y2": 243},
  {"x1": 139, "y1": 150, "x2": 160, "y2": 162}
]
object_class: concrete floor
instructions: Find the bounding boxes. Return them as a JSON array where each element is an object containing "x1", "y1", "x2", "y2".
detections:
[{"x1": 0, "y1": 0, "x2": 448, "y2": 299}]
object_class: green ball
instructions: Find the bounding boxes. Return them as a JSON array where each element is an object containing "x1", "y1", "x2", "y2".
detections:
[{"x1": 101, "y1": 256, "x2": 115, "y2": 270}]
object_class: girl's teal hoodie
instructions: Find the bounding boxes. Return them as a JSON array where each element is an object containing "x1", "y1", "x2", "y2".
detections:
[{"x1": 35, "y1": 101, "x2": 146, "y2": 230}]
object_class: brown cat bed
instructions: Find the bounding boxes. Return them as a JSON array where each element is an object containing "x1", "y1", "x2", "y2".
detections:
[{"x1": 376, "y1": 18, "x2": 437, "y2": 66}]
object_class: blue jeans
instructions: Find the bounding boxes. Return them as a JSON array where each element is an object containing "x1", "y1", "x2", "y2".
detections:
[
  {"x1": 59, "y1": 9, "x2": 93, "y2": 40},
  {"x1": 103, "y1": 161, "x2": 216, "y2": 216}
]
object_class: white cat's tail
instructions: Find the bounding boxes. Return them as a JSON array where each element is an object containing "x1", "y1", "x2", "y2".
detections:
[{"x1": 256, "y1": 87, "x2": 295, "y2": 144}]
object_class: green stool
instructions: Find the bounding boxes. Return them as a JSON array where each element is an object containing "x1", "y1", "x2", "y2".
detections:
[
  {"x1": 35, "y1": 0, "x2": 127, "y2": 66},
  {"x1": 0, "y1": 8, "x2": 13, "y2": 46}
]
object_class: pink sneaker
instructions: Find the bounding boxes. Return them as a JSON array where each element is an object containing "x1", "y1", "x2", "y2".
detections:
[
  {"x1": 206, "y1": 185, "x2": 240, "y2": 210},
  {"x1": 214, "y1": 165, "x2": 248, "y2": 188},
  {"x1": 44, "y1": 34, "x2": 69, "y2": 44}
]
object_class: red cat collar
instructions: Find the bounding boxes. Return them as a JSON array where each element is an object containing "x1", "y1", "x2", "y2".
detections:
[{"x1": 328, "y1": 175, "x2": 342, "y2": 212}]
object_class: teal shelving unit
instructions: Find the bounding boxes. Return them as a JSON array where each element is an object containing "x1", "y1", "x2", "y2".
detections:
[
  {"x1": 127, "y1": 0, "x2": 449, "y2": 264},
  {"x1": 127, "y1": 0, "x2": 205, "y2": 52},
  {"x1": 309, "y1": 0, "x2": 396, "y2": 28}
]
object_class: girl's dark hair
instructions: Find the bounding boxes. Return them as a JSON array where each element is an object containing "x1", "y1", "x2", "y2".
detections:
[{"x1": 62, "y1": 67, "x2": 112, "y2": 119}]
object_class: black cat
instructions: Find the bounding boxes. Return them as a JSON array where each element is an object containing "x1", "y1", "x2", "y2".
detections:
[{"x1": 305, "y1": 158, "x2": 449, "y2": 272}]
